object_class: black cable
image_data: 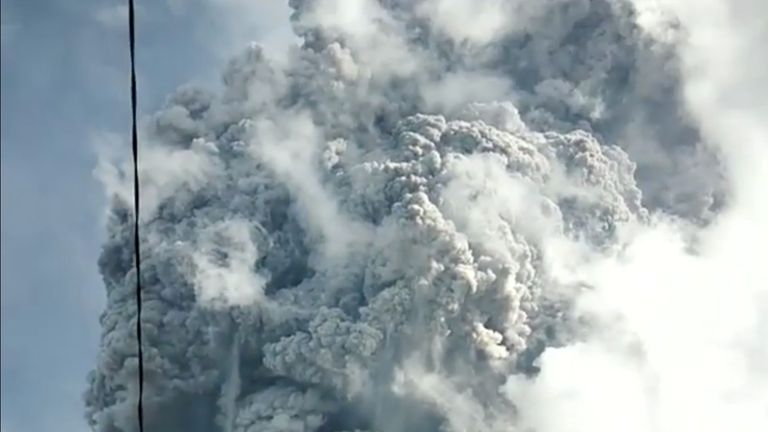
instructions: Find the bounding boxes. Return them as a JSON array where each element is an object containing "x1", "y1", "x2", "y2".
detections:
[{"x1": 127, "y1": 1, "x2": 145, "y2": 431}]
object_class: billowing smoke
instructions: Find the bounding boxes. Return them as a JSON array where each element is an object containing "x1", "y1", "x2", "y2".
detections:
[{"x1": 86, "y1": 0, "x2": 767, "y2": 431}]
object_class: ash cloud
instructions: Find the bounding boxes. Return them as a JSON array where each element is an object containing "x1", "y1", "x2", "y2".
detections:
[{"x1": 86, "y1": 1, "x2": 767, "y2": 431}]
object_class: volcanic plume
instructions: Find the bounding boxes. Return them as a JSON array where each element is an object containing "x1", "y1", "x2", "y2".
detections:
[{"x1": 86, "y1": 1, "x2": 768, "y2": 431}]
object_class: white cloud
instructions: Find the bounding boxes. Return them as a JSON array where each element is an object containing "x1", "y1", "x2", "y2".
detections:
[
  {"x1": 420, "y1": 71, "x2": 513, "y2": 112},
  {"x1": 247, "y1": 111, "x2": 371, "y2": 261},
  {"x1": 502, "y1": 1, "x2": 768, "y2": 430},
  {"x1": 92, "y1": 130, "x2": 222, "y2": 220},
  {"x1": 192, "y1": 218, "x2": 268, "y2": 307},
  {"x1": 416, "y1": 0, "x2": 515, "y2": 45}
]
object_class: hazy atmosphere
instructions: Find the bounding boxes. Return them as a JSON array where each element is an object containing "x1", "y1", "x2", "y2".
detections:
[{"x1": 1, "y1": 1, "x2": 766, "y2": 431}]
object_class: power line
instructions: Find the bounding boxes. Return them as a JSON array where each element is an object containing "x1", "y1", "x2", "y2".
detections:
[{"x1": 127, "y1": 1, "x2": 145, "y2": 431}]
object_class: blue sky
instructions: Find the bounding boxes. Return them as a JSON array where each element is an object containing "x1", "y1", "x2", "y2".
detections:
[{"x1": 0, "y1": 1, "x2": 291, "y2": 430}]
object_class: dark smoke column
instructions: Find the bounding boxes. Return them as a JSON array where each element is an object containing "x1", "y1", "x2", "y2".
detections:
[{"x1": 85, "y1": 1, "x2": 718, "y2": 431}]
